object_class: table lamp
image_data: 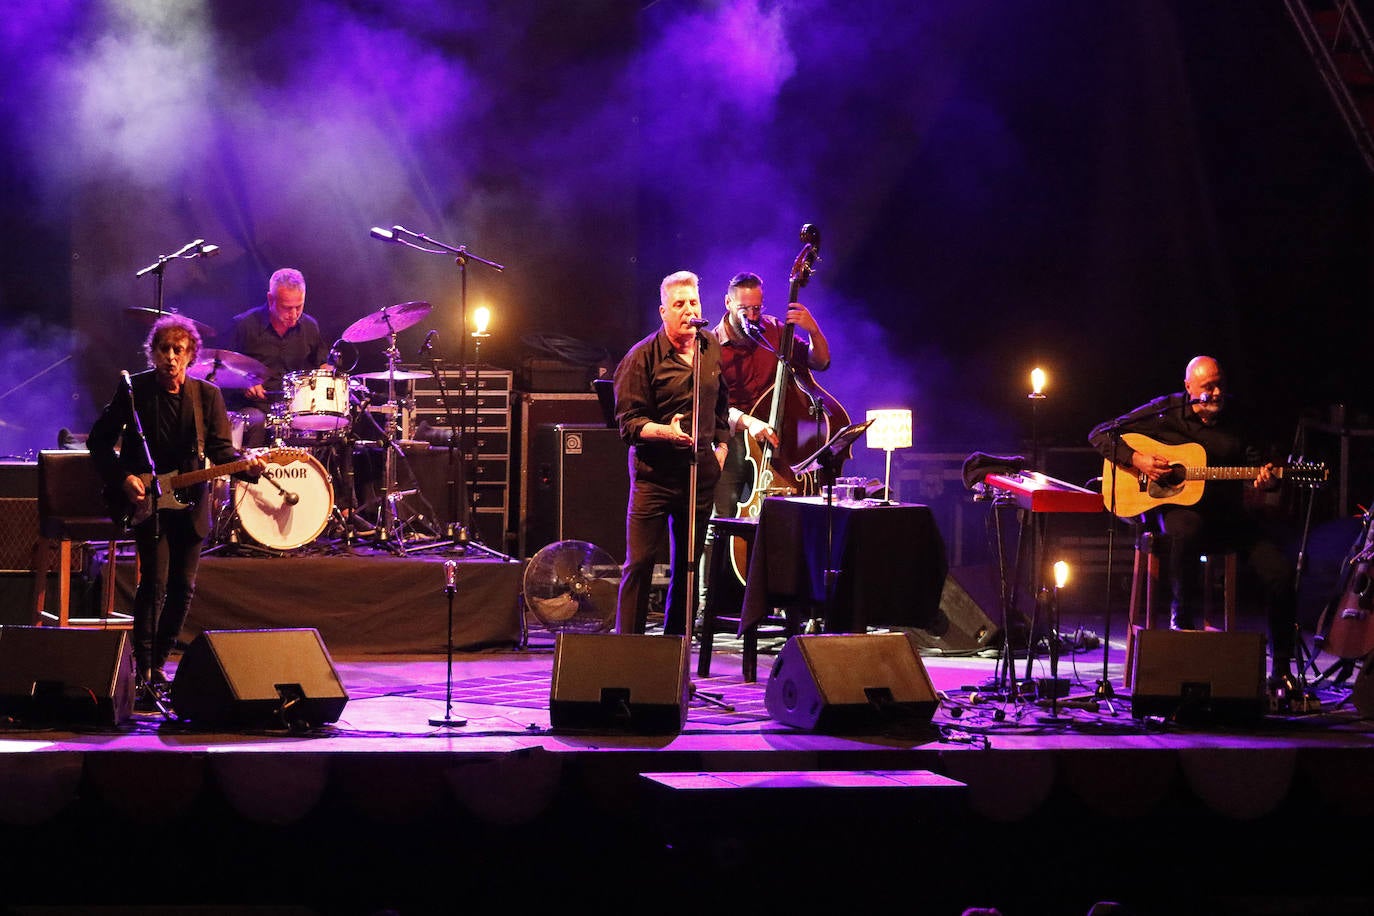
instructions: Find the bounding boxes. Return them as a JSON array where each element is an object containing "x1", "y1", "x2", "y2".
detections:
[{"x1": 865, "y1": 408, "x2": 912, "y2": 503}]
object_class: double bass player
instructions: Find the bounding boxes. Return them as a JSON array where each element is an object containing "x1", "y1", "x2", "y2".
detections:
[{"x1": 701, "y1": 270, "x2": 833, "y2": 604}]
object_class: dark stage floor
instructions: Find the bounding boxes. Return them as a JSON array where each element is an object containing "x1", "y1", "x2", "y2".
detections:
[{"x1": 1, "y1": 574, "x2": 1372, "y2": 916}]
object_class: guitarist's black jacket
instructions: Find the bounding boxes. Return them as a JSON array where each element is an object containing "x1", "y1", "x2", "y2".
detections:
[
  {"x1": 88, "y1": 371, "x2": 246, "y2": 539},
  {"x1": 1088, "y1": 391, "x2": 1265, "y2": 516}
]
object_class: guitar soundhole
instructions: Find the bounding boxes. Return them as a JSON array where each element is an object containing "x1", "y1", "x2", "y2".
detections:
[{"x1": 1159, "y1": 465, "x2": 1185, "y2": 488}]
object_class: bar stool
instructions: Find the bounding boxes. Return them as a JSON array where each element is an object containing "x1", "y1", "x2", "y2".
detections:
[
  {"x1": 1122, "y1": 524, "x2": 1237, "y2": 688},
  {"x1": 30, "y1": 449, "x2": 134, "y2": 629},
  {"x1": 696, "y1": 515, "x2": 791, "y2": 683}
]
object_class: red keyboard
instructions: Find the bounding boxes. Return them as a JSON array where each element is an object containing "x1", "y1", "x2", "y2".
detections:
[{"x1": 983, "y1": 471, "x2": 1103, "y2": 514}]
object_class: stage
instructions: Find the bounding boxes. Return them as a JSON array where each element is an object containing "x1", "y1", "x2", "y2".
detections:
[{"x1": 0, "y1": 568, "x2": 1372, "y2": 915}]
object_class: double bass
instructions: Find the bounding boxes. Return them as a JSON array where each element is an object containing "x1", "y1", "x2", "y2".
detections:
[{"x1": 728, "y1": 223, "x2": 851, "y2": 584}]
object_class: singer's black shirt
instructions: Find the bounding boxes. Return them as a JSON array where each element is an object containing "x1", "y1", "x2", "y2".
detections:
[{"x1": 613, "y1": 327, "x2": 731, "y2": 468}]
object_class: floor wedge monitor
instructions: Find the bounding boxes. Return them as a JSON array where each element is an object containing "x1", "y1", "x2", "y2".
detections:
[
  {"x1": 0, "y1": 625, "x2": 136, "y2": 726},
  {"x1": 765, "y1": 632, "x2": 939, "y2": 732},
  {"x1": 549, "y1": 632, "x2": 689, "y2": 734},
  {"x1": 171, "y1": 628, "x2": 349, "y2": 729}
]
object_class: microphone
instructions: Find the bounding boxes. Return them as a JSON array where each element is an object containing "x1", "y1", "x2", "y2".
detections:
[
  {"x1": 369, "y1": 227, "x2": 398, "y2": 243},
  {"x1": 417, "y1": 329, "x2": 438, "y2": 358},
  {"x1": 1189, "y1": 393, "x2": 1224, "y2": 405},
  {"x1": 444, "y1": 559, "x2": 457, "y2": 594},
  {"x1": 120, "y1": 370, "x2": 133, "y2": 390},
  {"x1": 745, "y1": 319, "x2": 763, "y2": 339},
  {"x1": 687, "y1": 317, "x2": 710, "y2": 328},
  {"x1": 193, "y1": 241, "x2": 220, "y2": 259}
]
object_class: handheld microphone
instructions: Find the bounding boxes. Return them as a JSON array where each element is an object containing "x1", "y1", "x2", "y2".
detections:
[
  {"x1": 417, "y1": 329, "x2": 438, "y2": 357},
  {"x1": 369, "y1": 227, "x2": 398, "y2": 242},
  {"x1": 444, "y1": 559, "x2": 457, "y2": 593},
  {"x1": 687, "y1": 317, "x2": 710, "y2": 328}
]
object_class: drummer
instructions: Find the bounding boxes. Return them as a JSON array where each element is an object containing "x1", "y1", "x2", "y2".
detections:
[{"x1": 226, "y1": 267, "x2": 329, "y2": 449}]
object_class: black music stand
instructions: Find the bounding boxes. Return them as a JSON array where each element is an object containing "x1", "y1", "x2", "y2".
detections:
[{"x1": 788, "y1": 419, "x2": 874, "y2": 630}]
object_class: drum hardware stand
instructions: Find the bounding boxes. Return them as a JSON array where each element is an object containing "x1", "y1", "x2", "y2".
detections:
[
  {"x1": 354, "y1": 329, "x2": 439, "y2": 554},
  {"x1": 429, "y1": 559, "x2": 468, "y2": 728},
  {"x1": 384, "y1": 226, "x2": 508, "y2": 560}
]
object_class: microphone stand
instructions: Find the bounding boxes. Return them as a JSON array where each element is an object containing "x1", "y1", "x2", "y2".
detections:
[
  {"x1": 388, "y1": 227, "x2": 505, "y2": 553},
  {"x1": 685, "y1": 325, "x2": 730, "y2": 712},
  {"x1": 428, "y1": 559, "x2": 467, "y2": 728},
  {"x1": 122, "y1": 374, "x2": 170, "y2": 717}
]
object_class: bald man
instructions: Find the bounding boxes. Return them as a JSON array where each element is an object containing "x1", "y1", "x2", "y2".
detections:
[{"x1": 1090, "y1": 355, "x2": 1301, "y2": 701}]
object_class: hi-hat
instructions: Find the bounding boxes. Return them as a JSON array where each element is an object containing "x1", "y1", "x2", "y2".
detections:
[
  {"x1": 341, "y1": 300, "x2": 432, "y2": 343},
  {"x1": 186, "y1": 349, "x2": 270, "y2": 388},
  {"x1": 125, "y1": 307, "x2": 217, "y2": 339},
  {"x1": 354, "y1": 369, "x2": 430, "y2": 381}
]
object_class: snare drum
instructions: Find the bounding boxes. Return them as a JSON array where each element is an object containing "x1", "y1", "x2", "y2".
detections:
[
  {"x1": 233, "y1": 453, "x2": 334, "y2": 550},
  {"x1": 284, "y1": 368, "x2": 353, "y2": 432}
]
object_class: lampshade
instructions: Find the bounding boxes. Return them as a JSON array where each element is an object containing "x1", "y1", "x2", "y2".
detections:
[{"x1": 865, "y1": 409, "x2": 912, "y2": 451}]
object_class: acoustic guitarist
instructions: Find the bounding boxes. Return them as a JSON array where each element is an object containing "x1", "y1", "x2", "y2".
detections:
[
  {"x1": 88, "y1": 315, "x2": 268, "y2": 708},
  {"x1": 1088, "y1": 354, "x2": 1301, "y2": 698}
]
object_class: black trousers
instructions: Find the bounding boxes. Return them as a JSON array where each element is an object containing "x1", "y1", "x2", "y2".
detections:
[
  {"x1": 1156, "y1": 504, "x2": 1297, "y2": 660},
  {"x1": 131, "y1": 509, "x2": 204, "y2": 676},
  {"x1": 618, "y1": 448, "x2": 721, "y2": 635}
]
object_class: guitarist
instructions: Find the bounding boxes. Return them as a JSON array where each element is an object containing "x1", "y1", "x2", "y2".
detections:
[
  {"x1": 88, "y1": 315, "x2": 269, "y2": 705},
  {"x1": 1088, "y1": 354, "x2": 1299, "y2": 696}
]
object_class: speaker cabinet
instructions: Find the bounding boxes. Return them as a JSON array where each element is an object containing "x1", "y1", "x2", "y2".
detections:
[
  {"x1": 764, "y1": 633, "x2": 939, "y2": 732},
  {"x1": 907, "y1": 565, "x2": 1001, "y2": 654},
  {"x1": 0, "y1": 626, "x2": 135, "y2": 726},
  {"x1": 1130, "y1": 629, "x2": 1266, "y2": 723},
  {"x1": 171, "y1": 628, "x2": 349, "y2": 728},
  {"x1": 549, "y1": 632, "x2": 689, "y2": 734},
  {"x1": 528, "y1": 424, "x2": 631, "y2": 560}
]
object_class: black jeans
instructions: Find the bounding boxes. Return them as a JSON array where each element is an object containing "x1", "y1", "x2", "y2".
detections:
[
  {"x1": 131, "y1": 509, "x2": 205, "y2": 677},
  {"x1": 618, "y1": 448, "x2": 721, "y2": 635}
]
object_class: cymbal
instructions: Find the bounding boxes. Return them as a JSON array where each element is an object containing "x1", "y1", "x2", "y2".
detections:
[
  {"x1": 186, "y1": 348, "x2": 270, "y2": 388},
  {"x1": 354, "y1": 369, "x2": 430, "y2": 381},
  {"x1": 340, "y1": 300, "x2": 432, "y2": 343},
  {"x1": 125, "y1": 307, "x2": 217, "y2": 338}
]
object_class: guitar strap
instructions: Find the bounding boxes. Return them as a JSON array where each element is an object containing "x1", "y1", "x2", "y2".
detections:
[{"x1": 189, "y1": 379, "x2": 206, "y2": 467}]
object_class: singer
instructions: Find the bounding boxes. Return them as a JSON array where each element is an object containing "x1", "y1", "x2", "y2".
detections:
[
  {"x1": 611, "y1": 270, "x2": 731, "y2": 636},
  {"x1": 87, "y1": 315, "x2": 269, "y2": 708},
  {"x1": 1088, "y1": 354, "x2": 1301, "y2": 700}
]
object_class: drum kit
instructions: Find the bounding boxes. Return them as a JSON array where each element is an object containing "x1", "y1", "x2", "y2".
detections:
[{"x1": 135, "y1": 301, "x2": 444, "y2": 555}]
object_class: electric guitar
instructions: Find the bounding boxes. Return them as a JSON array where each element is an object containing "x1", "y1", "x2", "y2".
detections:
[
  {"x1": 1101, "y1": 433, "x2": 1328, "y2": 518},
  {"x1": 108, "y1": 447, "x2": 309, "y2": 530}
]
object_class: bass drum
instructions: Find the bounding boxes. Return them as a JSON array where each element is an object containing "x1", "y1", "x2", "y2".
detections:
[{"x1": 233, "y1": 453, "x2": 334, "y2": 550}]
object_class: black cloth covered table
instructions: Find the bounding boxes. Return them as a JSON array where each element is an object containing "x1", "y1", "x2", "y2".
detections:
[{"x1": 740, "y1": 496, "x2": 947, "y2": 634}]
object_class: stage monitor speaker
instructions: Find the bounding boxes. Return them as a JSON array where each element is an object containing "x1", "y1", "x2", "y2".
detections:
[
  {"x1": 549, "y1": 632, "x2": 688, "y2": 734},
  {"x1": 764, "y1": 633, "x2": 939, "y2": 733},
  {"x1": 907, "y1": 565, "x2": 1001, "y2": 655},
  {"x1": 0, "y1": 625, "x2": 135, "y2": 726},
  {"x1": 171, "y1": 628, "x2": 349, "y2": 729},
  {"x1": 1130, "y1": 629, "x2": 1266, "y2": 723}
]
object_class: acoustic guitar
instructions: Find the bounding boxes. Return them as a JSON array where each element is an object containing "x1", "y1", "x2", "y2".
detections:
[
  {"x1": 107, "y1": 447, "x2": 308, "y2": 530},
  {"x1": 1318, "y1": 507, "x2": 1374, "y2": 660},
  {"x1": 1101, "y1": 433, "x2": 1328, "y2": 518}
]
